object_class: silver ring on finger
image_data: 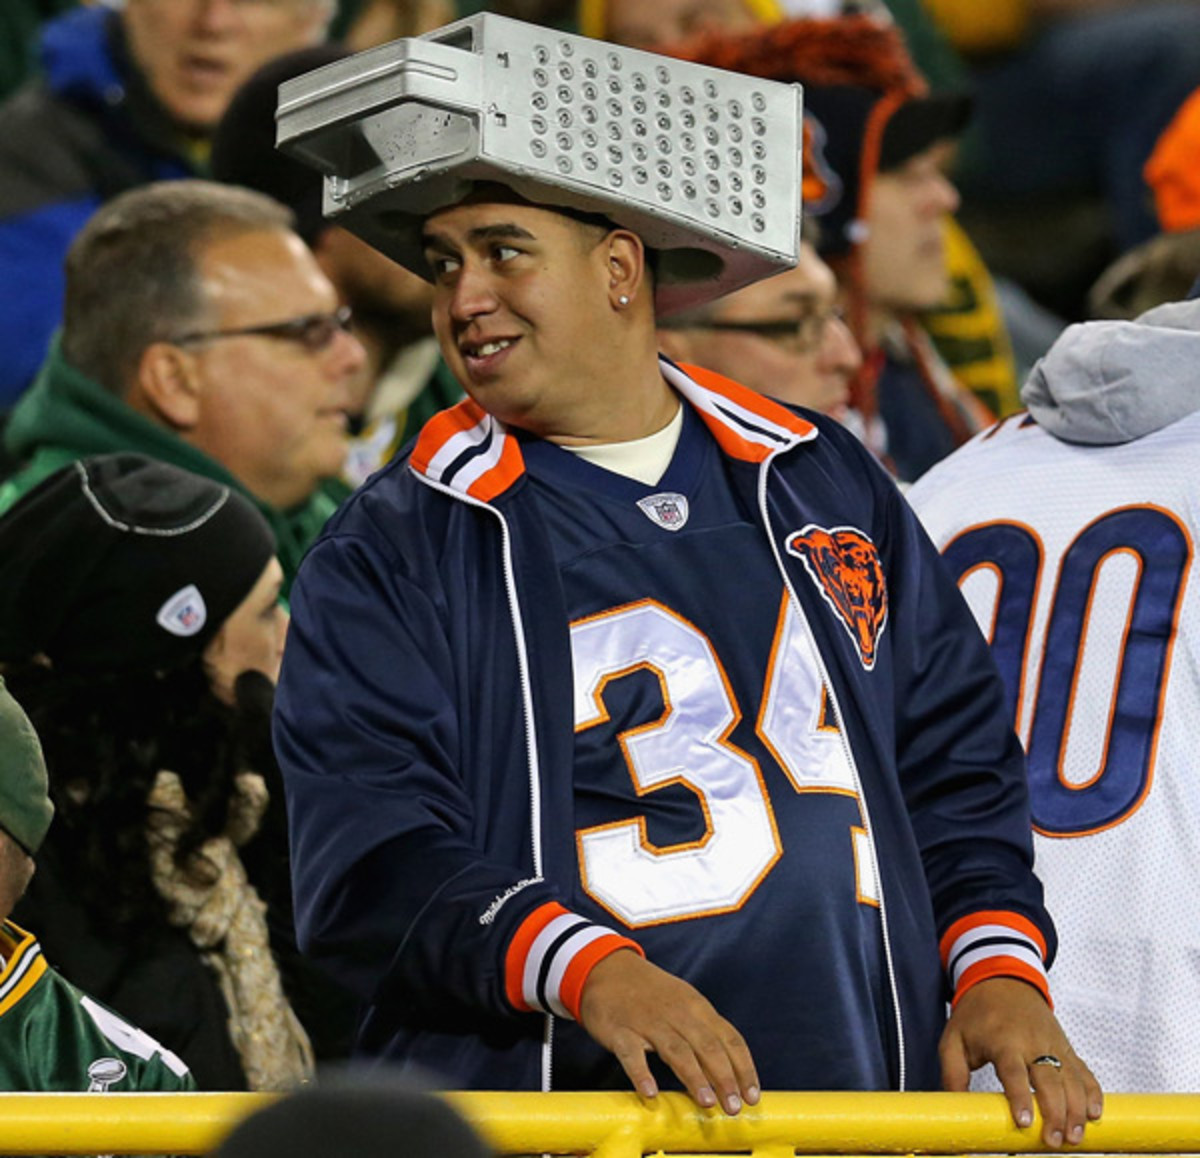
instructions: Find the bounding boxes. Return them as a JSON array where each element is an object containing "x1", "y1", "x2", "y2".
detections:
[{"x1": 1030, "y1": 1054, "x2": 1062, "y2": 1070}]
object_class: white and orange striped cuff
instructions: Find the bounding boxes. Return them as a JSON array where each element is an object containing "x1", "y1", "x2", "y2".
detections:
[
  {"x1": 940, "y1": 910, "x2": 1051, "y2": 1008},
  {"x1": 504, "y1": 902, "x2": 643, "y2": 1021}
]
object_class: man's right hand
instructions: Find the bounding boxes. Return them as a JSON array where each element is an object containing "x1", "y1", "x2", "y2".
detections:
[{"x1": 577, "y1": 948, "x2": 760, "y2": 1115}]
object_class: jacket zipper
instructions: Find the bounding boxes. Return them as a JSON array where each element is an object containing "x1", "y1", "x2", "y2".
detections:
[
  {"x1": 413, "y1": 473, "x2": 555, "y2": 1090},
  {"x1": 755, "y1": 452, "x2": 908, "y2": 1092}
]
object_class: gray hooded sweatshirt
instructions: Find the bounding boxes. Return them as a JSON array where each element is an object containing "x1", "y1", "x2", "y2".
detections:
[{"x1": 1021, "y1": 299, "x2": 1200, "y2": 445}]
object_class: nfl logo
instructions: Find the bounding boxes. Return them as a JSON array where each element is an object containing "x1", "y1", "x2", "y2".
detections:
[
  {"x1": 156, "y1": 584, "x2": 208, "y2": 637},
  {"x1": 637, "y1": 493, "x2": 690, "y2": 532}
]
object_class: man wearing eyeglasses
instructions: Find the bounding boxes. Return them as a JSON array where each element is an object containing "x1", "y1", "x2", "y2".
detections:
[
  {"x1": 657, "y1": 240, "x2": 861, "y2": 421},
  {"x1": 0, "y1": 180, "x2": 366, "y2": 591}
]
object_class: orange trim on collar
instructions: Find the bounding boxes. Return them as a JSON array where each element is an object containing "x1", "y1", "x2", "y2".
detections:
[
  {"x1": 467, "y1": 434, "x2": 527, "y2": 503},
  {"x1": 677, "y1": 361, "x2": 817, "y2": 462},
  {"x1": 410, "y1": 398, "x2": 528, "y2": 503},
  {"x1": 410, "y1": 397, "x2": 491, "y2": 478},
  {"x1": 410, "y1": 361, "x2": 816, "y2": 499}
]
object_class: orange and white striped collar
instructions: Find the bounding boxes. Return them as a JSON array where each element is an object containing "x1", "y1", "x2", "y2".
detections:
[{"x1": 410, "y1": 356, "x2": 818, "y2": 503}]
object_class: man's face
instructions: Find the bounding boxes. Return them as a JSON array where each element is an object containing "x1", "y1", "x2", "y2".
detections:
[
  {"x1": 422, "y1": 199, "x2": 616, "y2": 438},
  {"x1": 668, "y1": 242, "x2": 860, "y2": 417},
  {"x1": 122, "y1": 0, "x2": 330, "y2": 133},
  {"x1": 862, "y1": 140, "x2": 960, "y2": 315},
  {"x1": 182, "y1": 228, "x2": 365, "y2": 509}
]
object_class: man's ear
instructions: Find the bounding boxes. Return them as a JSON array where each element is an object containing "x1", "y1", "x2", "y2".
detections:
[
  {"x1": 605, "y1": 228, "x2": 649, "y2": 311},
  {"x1": 130, "y1": 342, "x2": 203, "y2": 431}
]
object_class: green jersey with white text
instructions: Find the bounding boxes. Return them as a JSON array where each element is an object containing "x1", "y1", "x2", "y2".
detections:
[{"x1": 0, "y1": 920, "x2": 194, "y2": 1092}]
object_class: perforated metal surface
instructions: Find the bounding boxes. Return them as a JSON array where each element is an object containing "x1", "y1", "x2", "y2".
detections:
[
  {"x1": 488, "y1": 37, "x2": 781, "y2": 237},
  {"x1": 275, "y1": 13, "x2": 804, "y2": 313}
]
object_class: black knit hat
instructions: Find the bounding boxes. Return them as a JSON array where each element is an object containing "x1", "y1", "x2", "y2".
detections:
[
  {"x1": 210, "y1": 45, "x2": 350, "y2": 244},
  {"x1": 213, "y1": 1086, "x2": 493, "y2": 1158},
  {"x1": 803, "y1": 84, "x2": 970, "y2": 256},
  {"x1": 0, "y1": 455, "x2": 276, "y2": 673}
]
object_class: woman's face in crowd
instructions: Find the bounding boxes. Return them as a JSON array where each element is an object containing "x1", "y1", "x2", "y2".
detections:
[{"x1": 203, "y1": 558, "x2": 288, "y2": 704}]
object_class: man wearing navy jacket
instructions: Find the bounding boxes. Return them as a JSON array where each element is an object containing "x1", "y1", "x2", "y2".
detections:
[{"x1": 273, "y1": 17, "x2": 1100, "y2": 1144}]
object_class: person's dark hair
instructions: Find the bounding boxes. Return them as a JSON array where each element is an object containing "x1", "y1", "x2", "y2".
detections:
[
  {"x1": 2, "y1": 659, "x2": 276, "y2": 942},
  {"x1": 213, "y1": 1079, "x2": 493, "y2": 1158},
  {"x1": 211, "y1": 45, "x2": 350, "y2": 245},
  {"x1": 61, "y1": 180, "x2": 295, "y2": 396},
  {"x1": 561, "y1": 206, "x2": 661, "y2": 289}
]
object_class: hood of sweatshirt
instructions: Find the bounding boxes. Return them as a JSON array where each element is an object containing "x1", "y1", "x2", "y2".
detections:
[{"x1": 1021, "y1": 298, "x2": 1200, "y2": 445}]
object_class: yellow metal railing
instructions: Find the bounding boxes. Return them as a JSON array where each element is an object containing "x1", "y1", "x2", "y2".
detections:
[{"x1": 0, "y1": 1091, "x2": 1199, "y2": 1156}]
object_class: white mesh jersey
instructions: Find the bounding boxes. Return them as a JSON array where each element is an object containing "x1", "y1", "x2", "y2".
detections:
[{"x1": 908, "y1": 409, "x2": 1200, "y2": 1093}]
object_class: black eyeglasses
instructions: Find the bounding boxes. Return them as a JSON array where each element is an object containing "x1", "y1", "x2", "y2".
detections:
[
  {"x1": 672, "y1": 306, "x2": 845, "y2": 354},
  {"x1": 172, "y1": 305, "x2": 353, "y2": 354}
]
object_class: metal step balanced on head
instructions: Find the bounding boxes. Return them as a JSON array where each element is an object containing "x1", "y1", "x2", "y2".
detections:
[{"x1": 274, "y1": 12, "x2": 804, "y2": 315}]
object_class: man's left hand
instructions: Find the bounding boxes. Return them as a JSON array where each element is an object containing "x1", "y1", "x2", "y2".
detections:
[{"x1": 940, "y1": 977, "x2": 1103, "y2": 1148}]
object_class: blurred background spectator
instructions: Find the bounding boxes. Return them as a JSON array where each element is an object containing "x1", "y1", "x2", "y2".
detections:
[
  {"x1": 921, "y1": 0, "x2": 1200, "y2": 324},
  {"x1": 210, "y1": 46, "x2": 462, "y2": 492},
  {"x1": 0, "y1": 672, "x2": 196, "y2": 1092},
  {"x1": 1088, "y1": 80, "x2": 1200, "y2": 319},
  {"x1": 0, "y1": 0, "x2": 335, "y2": 411},
  {"x1": 590, "y1": 0, "x2": 1024, "y2": 424},
  {"x1": 0, "y1": 180, "x2": 365, "y2": 590},
  {"x1": 0, "y1": 453, "x2": 342, "y2": 1090},
  {"x1": 658, "y1": 237, "x2": 861, "y2": 419},
  {"x1": 674, "y1": 14, "x2": 996, "y2": 481}
]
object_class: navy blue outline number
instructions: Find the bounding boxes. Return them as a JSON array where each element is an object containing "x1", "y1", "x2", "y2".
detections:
[{"x1": 942, "y1": 507, "x2": 1191, "y2": 837}]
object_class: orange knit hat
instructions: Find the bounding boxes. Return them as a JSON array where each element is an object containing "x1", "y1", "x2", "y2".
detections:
[{"x1": 1145, "y1": 85, "x2": 1200, "y2": 233}]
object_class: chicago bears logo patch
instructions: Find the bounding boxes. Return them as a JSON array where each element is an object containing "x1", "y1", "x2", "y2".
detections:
[{"x1": 787, "y1": 524, "x2": 888, "y2": 670}]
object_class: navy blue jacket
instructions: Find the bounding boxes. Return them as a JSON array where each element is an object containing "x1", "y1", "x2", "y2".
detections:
[{"x1": 274, "y1": 360, "x2": 1052, "y2": 1091}]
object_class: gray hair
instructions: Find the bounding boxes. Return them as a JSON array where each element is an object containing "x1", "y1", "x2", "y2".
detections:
[{"x1": 62, "y1": 180, "x2": 295, "y2": 395}]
